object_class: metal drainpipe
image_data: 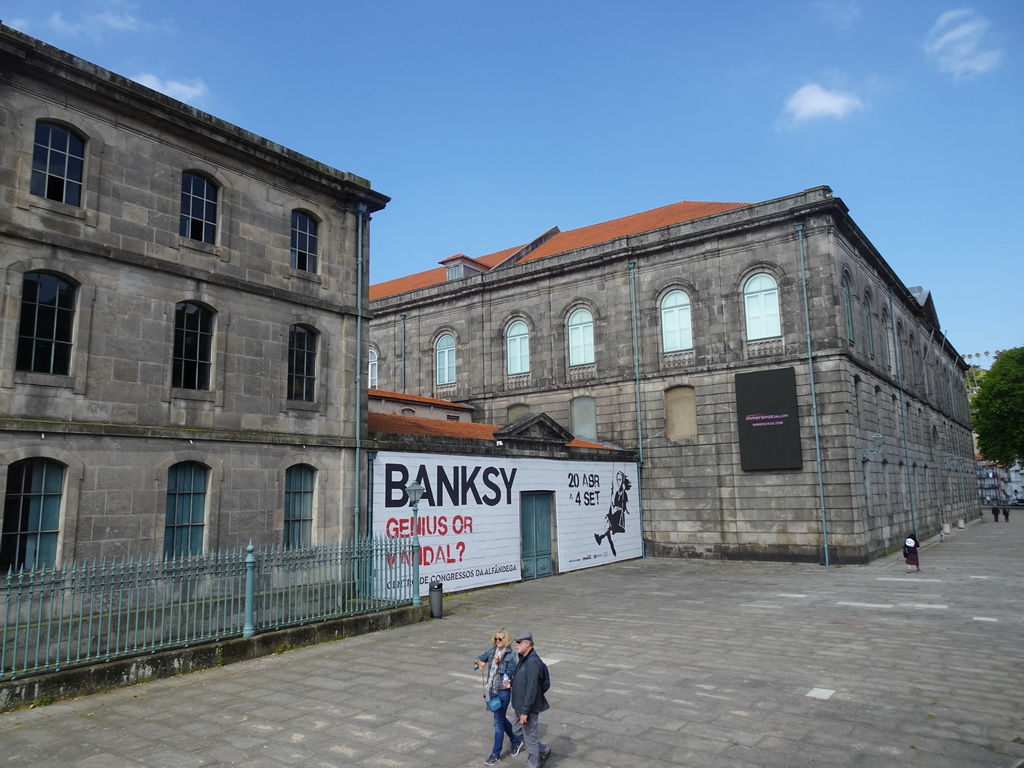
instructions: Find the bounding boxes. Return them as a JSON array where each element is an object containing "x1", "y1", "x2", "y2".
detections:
[
  {"x1": 887, "y1": 285, "x2": 917, "y2": 539},
  {"x1": 400, "y1": 313, "x2": 407, "y2": 391},
  {"x1": 627, "y1": 262, "x2": 646, "y2": 557},
  {"x1": 795, "y1": 222, "x2": 830, "y2": 565},
  {"x1": 353, "y1": 203, "x2": 368, "y2": 541}
]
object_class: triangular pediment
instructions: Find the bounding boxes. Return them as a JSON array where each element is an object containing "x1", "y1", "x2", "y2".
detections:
[{"x1": 494, "y1": 412, "x2": 576, "y2": 445}]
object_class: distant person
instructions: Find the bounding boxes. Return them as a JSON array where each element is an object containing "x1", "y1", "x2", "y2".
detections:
[
  {"x1": 1004, "y1": 507, "x2": 1010, "y2": 522},
  {"x1": 475, "y1": 628, "x2": 522, "y2": 765},
  {"x1": 992, "y1": 506, "x2": 1001, "y2": 523},
  {"x1": 903, "y1": 535, "x2": 920, "y2": 574},
  {"x1": 510, "y1": 631, "x2": 551, "y2": 767}
]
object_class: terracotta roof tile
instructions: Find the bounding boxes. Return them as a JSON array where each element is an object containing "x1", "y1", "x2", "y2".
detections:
[
  {"x1": 368, "y1": 412, "x2": 613, "y2": 450},
  {"x1": 370, "y1": 200, "x2": 748, "y2": 299},
  {"x1": 368, "y1": 388, "x2": 474, "y2": 410}
]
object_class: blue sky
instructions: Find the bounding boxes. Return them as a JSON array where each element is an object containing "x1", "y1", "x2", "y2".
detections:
[{"x1": 4, "y1": 1, "x2": 1020, "y2": 363}]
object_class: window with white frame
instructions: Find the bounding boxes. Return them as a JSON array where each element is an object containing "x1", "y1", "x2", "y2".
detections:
[
  {"x1": 436, "y1": 333, "x2": 456, "y2": 384},
  {"x1": 368, "y1": 348, "x2": 378, "y2": 389},
  {"x1": 506, "y1": 320, "x2": 530, "y2": 374},
  {"x1": 660, "y1": 290, "x2": 693, "y2": 352},
  {"x1": 743, "y1": 273, "x2": 780, "y2": 340},
  {"x1": 567, "y1": 308, "x2": 594, "y2": 366}
]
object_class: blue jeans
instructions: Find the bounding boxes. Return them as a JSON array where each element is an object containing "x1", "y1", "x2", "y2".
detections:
[{"x1": 489, "y1": 688, "x2": 519, "y2": 756}]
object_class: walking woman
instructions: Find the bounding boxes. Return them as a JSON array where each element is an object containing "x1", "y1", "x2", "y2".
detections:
[
  {"x1": 474, "y1": 628, "x2": 522, "y2": 765},
  {"x1": 904, "y1": 535, "x2": 921, "y2": 573}
]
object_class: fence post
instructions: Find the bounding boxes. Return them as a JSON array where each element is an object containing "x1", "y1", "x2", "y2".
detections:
[{"x1": 243, "y1": 542, "x2": 256, "y2": 638}]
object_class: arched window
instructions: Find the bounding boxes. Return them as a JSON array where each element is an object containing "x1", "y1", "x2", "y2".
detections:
[
  {"x1": 368, "y1": 348, "x2": 378, "y2": 389},
  {"x1": 436, "y1": 334, "x2": 456, "y2": 384},
  {"x1": 570, "y1": 396, "x2": 597, "y2": 441},
  {"x1": 284, "y1": 464, "x2": 315, "y2": 548},
  {"x1": 172, "y1": 301, "x2": 214, "y2": 390},
  {"x1": 164, "y1": 461, "x2": 207, "y2": 558},
  {"x1": 841, "y1": 272, "x2": 854, "y2": 342},
  {"x1": 31, "y1": 121, "x2": 85, "y2": 206},
  {"x1": 290, "y1": 210, "x2": 319, "y2": 272},
  {"x1": 179, "y1": 172, "x2": 218, "y2": 244},
  {"x1": 743, "y1": 273, "x2": 780, "y2": 340},
  {"x1": 881, "y1": 309, "x2": 892, "y2": 370},
  {"x1": 1, "y1": 458, "x2": 65, "y2": 571},
  {"x1": 288, "y1": 324, "x2": 318, "y2": 402},
  {"x1": 506, "y1": 320, "x2": 530, "y2": 374},
  {"x1": 16, "y1": 272, "x2": 77, "y2": 375},
  {"x1": 864, "y1": 291, "x2": 875, "y2": 358},
  {"x1": 660, "y1": 290, "x2": 693, "y2": 352},
  {"x1": 567, "y1": 308, "x2": 594, "y2": 366}
]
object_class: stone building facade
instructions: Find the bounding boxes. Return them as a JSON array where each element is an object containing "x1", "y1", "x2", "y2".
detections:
[
  {"x1": 368, "y1": 187, "x2": 977, "y2": 564},
  {"x1": 0, "y1": 28, "x2": 388, "y2": 567}
]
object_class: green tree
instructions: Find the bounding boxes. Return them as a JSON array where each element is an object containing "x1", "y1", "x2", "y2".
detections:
[{"x1": 973, "y1": 347, "x2": 1024, "y2": 466}]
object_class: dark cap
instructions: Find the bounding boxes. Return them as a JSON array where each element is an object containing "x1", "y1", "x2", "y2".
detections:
[{"x1": 513, "y1": 631, "x2": 533, "y2": 643}]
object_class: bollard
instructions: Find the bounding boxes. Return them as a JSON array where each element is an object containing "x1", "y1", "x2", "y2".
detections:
[
  {"x1": 429, "y1": 581, "x2": 443, "y2": 618},
  {"x1": 957, "y1": 518, "x2": 965, "y2": 529}
]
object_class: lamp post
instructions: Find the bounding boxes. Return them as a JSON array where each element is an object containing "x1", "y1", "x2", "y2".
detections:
[{"x1": 404, "y1": 480, "x2": 424, "y2": 605}]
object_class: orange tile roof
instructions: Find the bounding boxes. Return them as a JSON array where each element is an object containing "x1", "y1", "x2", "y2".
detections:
[
  {"x1": 370, "y1": 200, "x2": 749, "y2": 299},
  {"x1": 368, "y1": 388, "x2": 474, "y2": 410},
  {"x1": 368, "y1": 412, "x2": 614, "y2": 450}
]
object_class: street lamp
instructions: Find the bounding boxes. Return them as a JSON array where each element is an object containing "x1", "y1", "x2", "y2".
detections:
[{"x1": 404, "y1": 480, "x2": 424, "y2": 606}]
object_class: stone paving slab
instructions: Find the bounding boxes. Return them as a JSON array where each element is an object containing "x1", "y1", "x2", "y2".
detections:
[{"x1": 2, "y1": 517, "x2": 1024, "y2": 767}]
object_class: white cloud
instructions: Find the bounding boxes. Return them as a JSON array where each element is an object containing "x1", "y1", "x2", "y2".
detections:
[
  {"x1": 132, "y1": 73, "x2": 209, "y2": 104},
  {"x1": 47, "y1": 1, "x2": 151, "y2": 39},
  {"x1": 782, "y1": 83, "x2": 864, "y2": 125},
  {"x1": 812, "y1": 0, "x2": 862, "y2": 29},
  {"x1": 924, "y1": 9, "x2": 1002, "y2": 80}
]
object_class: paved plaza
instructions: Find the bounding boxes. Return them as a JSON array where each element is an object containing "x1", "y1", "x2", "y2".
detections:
[{"x1": 2, "y1": 515, "x2": 1023, "y2": 768}]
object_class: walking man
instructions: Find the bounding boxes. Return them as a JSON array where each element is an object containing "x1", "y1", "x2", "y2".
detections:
[{"x1": 510, "y1": 631, "x2": 551, "y2": 767}]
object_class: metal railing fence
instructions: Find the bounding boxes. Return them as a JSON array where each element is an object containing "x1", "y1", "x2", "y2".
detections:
[{"x1": 1, "y1": 536, "x2": 416, "y2": 680}]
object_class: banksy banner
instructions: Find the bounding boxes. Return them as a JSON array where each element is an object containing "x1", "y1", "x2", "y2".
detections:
[
  {"x1": 735, "y1": 367, "x2": 803, "y2": 471},
  {"x1": 371, "y1": 452, "x2": 640, "y2": 597}
]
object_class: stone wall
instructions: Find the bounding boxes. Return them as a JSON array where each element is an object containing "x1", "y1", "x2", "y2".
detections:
[{"x1": 369, "y1": 189, "x2": 976, "y2": 562}]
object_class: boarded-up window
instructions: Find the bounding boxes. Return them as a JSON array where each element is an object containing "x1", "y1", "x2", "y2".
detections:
[{"x1": 665, "y1": 386, "x2": 697, "y2": 439}]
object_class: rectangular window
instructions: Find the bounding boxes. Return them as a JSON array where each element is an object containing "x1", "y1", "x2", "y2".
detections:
[
  {"x1": 172, "y1": 302, "x2": 214, "y2": 390},
  {"x1": 16, "y1": 272, "x2": 76, "y2": 375},
  {"x1": 164, "y1": 462, "x2": 207, "y2": 558},
  {"x1": 284, "y1": 465, "x2": 314, "y2": 547},
  {"x1": 31, "y1": 122, "x2": 85, "y2": 206},
  {"x1": 1, "y1": 458, "x2": 64, "y2": 571},
  {"x1": 290, "y1": 211, "x2": 318, "y2": 272},
  {"x1": 179, "y1": 172, "x2": 218, "y2": 244}
]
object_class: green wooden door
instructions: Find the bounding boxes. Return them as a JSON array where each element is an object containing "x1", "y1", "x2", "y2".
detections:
[{"x1": 520, "y1": 492, "x2": 552, "y2": 580}]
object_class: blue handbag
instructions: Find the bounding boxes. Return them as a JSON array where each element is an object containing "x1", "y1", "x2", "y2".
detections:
[{"x1": 486, "y1": 695, "x2": 503, "y2": 712}]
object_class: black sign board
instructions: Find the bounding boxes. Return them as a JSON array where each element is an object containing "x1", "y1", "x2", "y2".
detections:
[{"x1": 735, "y1": 367, "x2": 802, "y2": 471}]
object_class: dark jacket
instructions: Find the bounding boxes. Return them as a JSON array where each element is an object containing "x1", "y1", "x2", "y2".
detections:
[{"x1": 510, "y1": 649, "x2": 549, "y2": 718}]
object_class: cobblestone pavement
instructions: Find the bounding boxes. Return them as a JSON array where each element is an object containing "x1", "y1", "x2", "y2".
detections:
[{"x1": 2, "y1": 516, "x2": 1023, "y2": 768}]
